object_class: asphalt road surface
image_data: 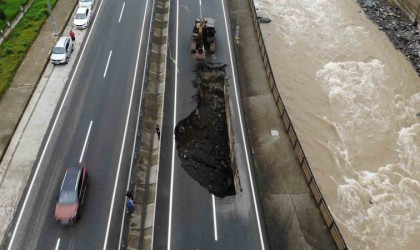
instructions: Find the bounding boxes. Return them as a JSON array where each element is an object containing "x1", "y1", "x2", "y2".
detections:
[
  {"x1": 153, "y1": 0, "x2": 269, "y2": 249},
  {"x1": 4, "y1": 0, "x2": 154, "y2": 249}
]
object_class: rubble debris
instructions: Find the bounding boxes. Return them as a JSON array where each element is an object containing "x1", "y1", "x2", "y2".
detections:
[
  {"x1": 175, "y1": 63, "x2": 235, "y2": 198},
  {"x1": 357, "y1": 0, "x2": 420, "y2": 75},
  {"x1": 258, "y1": 16, "x2": 271, "y2": 23}
]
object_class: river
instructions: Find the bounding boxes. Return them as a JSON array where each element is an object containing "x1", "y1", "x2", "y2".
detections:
[{"x1": 254, "y1": 0, "x2": 420, "y2": 249}]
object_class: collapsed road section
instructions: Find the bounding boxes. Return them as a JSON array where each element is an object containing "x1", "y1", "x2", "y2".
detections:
[{"x1": 174, "y1": 63, "x2": 241, "y2": 198}]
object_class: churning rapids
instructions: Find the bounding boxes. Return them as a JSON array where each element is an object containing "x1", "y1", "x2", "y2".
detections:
[{"x1": 255, "y1": 0, "x2": 420, "y2": 249}]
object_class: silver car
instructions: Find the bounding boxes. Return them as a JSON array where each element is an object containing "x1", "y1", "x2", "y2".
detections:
[
  {"x1": 79, "y1": 0, "x2": 94, "y2": 8},
  {"x1": 73, "y1": 7, "x2": 92, "y2": 29}
]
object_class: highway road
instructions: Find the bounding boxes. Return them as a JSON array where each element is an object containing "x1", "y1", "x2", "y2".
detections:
[
  {"x1": 4, "y1": 0, "x2": 154, "y2": 249},
  {"x1": 153, "y1": 0, "x2": 269, "y2": 249}
]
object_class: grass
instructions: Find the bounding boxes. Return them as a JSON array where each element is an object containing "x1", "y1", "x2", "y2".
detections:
[
  {"x1": 0, "y1": 0, "x2": 57, "y2": 98},
  {"x1": 0, "y1": 0, "x2": 30, "y2": 31}
]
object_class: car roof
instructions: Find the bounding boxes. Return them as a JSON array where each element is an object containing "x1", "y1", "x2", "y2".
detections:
[
  {"x1": 76, "y1": 7, "x2": 89, "y2": 13},
  {"x1": 55, "y1": 37, "x2": 69, "y2": 47},
  {"x1": 61, "y1": 167, "x2": 81, "y2": 191}
]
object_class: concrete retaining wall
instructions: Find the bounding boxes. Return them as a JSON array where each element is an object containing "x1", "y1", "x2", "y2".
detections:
[
  {"x1": 392, "y1": 0, "x2": 420, "y2": 24},
  {"x1": 224, "y1": 84, "x2": 241, "y2": 194}
]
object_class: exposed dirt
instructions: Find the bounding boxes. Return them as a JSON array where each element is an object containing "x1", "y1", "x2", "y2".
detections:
[{"x1": 174, "y1": 63, "x2": 235, "y2": 198}]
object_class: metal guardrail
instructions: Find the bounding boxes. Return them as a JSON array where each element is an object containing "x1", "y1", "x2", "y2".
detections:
[{"x1": 246, "y1": 0, "x2": 348, "y2": 249}]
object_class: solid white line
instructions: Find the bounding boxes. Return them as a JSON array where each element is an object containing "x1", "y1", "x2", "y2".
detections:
[
  {"x1": 103, "y1": 0, "x2": 151, "y2": 247},
  {"x1": 79, "y1": 120, "x2": 93, "y2": 164},
  {"x1": 221, "y1": 0, "x2": 265, "y2": 249},
  {"x1": 167, "y1": 0, "x2": 179, "y2": 249},
  {"x1": 199, "y1": 0, "x2": 202, "y2": 19},
  {"x1": 118, "y1": 2, "x2": 125, "y2": 23},
  {"x1": 103, "y1": 50, "x2": 112, "y2": 78},
  {"x1": 212, "y1": 195, "x2": 218, "y2": 241},
  {"x1": 55, "y1": 238, "x2": 60, "y2": 250},
  {"x1": 7, "y1": 0, "x2": 108, "y2": 248},
  {"x1": 117, "y1": 0, "x2": 155, "y2": 248}
]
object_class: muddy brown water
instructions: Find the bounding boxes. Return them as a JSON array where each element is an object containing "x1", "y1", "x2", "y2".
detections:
[{"x1": 255, "y1": 0, "x2": 420, "y2": 249}]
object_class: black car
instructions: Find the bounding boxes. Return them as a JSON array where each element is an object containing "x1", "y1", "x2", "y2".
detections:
[{"x1": 55, "y1": 166, "x2": 87, "y2": 225}]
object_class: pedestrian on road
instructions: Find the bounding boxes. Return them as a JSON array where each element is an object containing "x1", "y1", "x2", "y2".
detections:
[
  {"x1": 155, "y1": 124, "x2": 160, "y2": 140},
  {"x1": 126, "y1": 190, "x2": 133, "y2": 200},
  {"x1": 126, "y1": 198, "x2": 134, "y2": 214},
  {"x1": 70, "y1": 30, "x2": 75, "y2": 42}
]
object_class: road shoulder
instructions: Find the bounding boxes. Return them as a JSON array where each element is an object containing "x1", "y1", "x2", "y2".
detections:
[{"x1": 0, "y1": 0, "x2": 87, "y2": 246}]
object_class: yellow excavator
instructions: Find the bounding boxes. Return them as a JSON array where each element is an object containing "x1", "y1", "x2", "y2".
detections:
[{"x1": 191, "y1": 17, "x2": 216, "y2": 60}]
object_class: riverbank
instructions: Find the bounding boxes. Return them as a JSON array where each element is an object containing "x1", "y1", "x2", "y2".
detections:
[
  {"x1": 357, "y1": 0, "x2": 420, "y2": 74},
  {"x1": 255, "y1": 0, "x2": 420, "y2": 249}
]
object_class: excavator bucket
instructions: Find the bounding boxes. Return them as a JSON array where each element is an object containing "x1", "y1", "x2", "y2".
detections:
[{"x1": 191, "y1": 17, "x2": 216, "y2": 60}]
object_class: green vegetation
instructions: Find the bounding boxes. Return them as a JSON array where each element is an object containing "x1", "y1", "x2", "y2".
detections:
[
  {"x1": 0, "y1": 0, "x2": 29, "y2": 31},
  {"x1": 0, "y1": 0, "x2": 57, "y2": 98}
]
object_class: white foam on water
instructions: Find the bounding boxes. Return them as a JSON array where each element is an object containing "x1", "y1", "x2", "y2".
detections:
[
  {"x1": 255, "y1": 0, "x2": 420, "y2": 248},
  {"x1": 317, "y1": 60, "x2": 420, "y2": 248},
  {"x1": 255, "y1": 0, "x2": 367, "y2": 52},
  {"x1": 336, "y1": 123, "x2": 420, "y2": 248},
  {"x1": 316, "y1": 60, "x2": 390, "y2": 138}
]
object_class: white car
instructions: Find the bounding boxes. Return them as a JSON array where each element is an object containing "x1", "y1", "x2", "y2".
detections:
[
  {"x1": 79, "y1": 0, "x2": 94, "y2": 8},
  {"x1": 50, "y1": 37, "x2": 73, "y2": 64},
  {"x1": 73, "y1": 7, "x2": 92, "y2": 29}
]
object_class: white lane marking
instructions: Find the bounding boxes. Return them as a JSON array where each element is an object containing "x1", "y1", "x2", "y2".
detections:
[
  {"x1": 7, "y1": 0, "x2": 108, "y2": 247},
  {"x1": 221, "y1": 0, "x2": 265, "y2": 249},
  {"x1": 79, "y1": 120, "x2": 93, "y2": 164},
  {"x1": 118, "y1": 2, "x2": 125, "y2": 23},
  {"x1": 117, "y1": 0, "x2": 156, "y2": 248},
  {"x1": 199, "y1": 0, "x2": 202, "y2": 19},
  {"x1": 103, "y1": 0, "x2": 151, "y2": 247},
  {"x1": 167, "y1": 0, "x2": 179, "y2": 248},
  {"x1": 103, "y1": 50, "x2": 113, "y2": 78},
  {"x1": 55, "y1": 238, "x2": 60, "y2": 250},
  {"x1": 212, "y1": 195, "x2": 218, "y2": 241}
]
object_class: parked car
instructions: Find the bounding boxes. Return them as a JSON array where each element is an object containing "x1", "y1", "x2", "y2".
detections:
[
  {"x1": 73, "y1": 7, "x2": 92, "y2": 29},
  {"x1": 50, "y1": 36, "x2": 73, "y2": 65},
  {"x1": 79, "y1": 0, "x2": 95, "y2": 8},
  {"x1": 55, "y1": 166, "x2": 87, "y2": 225}
]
